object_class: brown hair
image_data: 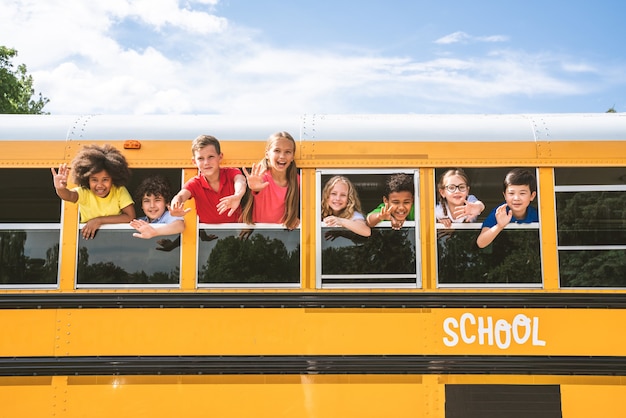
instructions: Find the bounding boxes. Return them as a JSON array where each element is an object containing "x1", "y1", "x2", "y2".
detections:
[
  {"x1": 241, "y1": 131, "x2": 299, "y2": 229},
  {"x1": 436, "y1": 168, "x2": 471, "y2": 218},
  {"x1": 71, "y1": 144, "x2": 131, "y2": 189}
]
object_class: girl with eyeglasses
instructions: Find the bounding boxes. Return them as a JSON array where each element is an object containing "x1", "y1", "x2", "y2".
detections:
[{"x1": 435, "y1": 168, "x2": 485, "y2": 228}]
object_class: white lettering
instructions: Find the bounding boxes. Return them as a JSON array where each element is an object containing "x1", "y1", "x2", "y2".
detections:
[
  {"x1": 477, "y1": 316, "x2": 494, "y2": 346},
  {"x1": 532, "y1": 317, "x2": 546, "y2": 346},
  {"x1": 442, "y1": 317, "x2": 459, "y2": 347},
  {"x1": 460, "y1": 313, "x2": 476, "y2": 344},
  {"x1": 495, "y1": 319, "x2": 512, "y2": 349},
  {"x1": 512, "y1": 314, "x2": 531, "y2": 344},
  {"x1": 442, "y1": 312, "x2": 546, "y2": 350}
]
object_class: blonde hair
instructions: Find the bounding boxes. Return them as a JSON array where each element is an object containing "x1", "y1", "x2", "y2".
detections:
[
  {"x1": 321, "y1": 176, "x2": 362, "y2": 219},
  {"x1": 241, "y1": 132, "x2": 299, "y2": 229}
]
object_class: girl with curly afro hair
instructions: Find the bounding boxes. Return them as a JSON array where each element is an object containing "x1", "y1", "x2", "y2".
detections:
[{"x1": 51, "y1": 144, "x2": 135, "y2": 239}]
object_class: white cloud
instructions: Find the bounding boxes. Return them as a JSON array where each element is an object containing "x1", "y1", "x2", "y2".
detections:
[
  {"x1": 0, "y1": 1, "x2": 612, "y2": 115},
  {"x1": 435, "y1": 31, "x2": 509, "y2": 45}
]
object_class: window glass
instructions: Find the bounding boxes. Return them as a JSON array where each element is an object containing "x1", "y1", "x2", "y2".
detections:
[
  {"x1": 437, "y1": 228, "x2": 541, "y2": 285},
  {"x1": 317, "y1": 171, "x2": 420, "y2": 288},
  {"x1": 0, "y1": 169, "x2": 61, "y2": 287},
  {"x1": 76, "y1": 227, "x2": 180, "y2": 287},
  {"x1": 197, "y1": 227, "x2": 300, "y2": 287},
  {"x1": 0, "y1": 226, "x2": 59, "y2": 286},
  {"x1": 555, "y1": 167, "x2": 626, "y2": 288},
  {"x1": 435, "y1": 167, "x2": 542, "y2": 287},
  {"x1": 0, "y1": 169, "x2": 61, "y2": 222}
]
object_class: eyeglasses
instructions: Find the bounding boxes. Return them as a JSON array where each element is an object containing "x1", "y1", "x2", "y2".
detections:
[{"x1": 444, "y1": 184, "x2": 467, "y2": 193}]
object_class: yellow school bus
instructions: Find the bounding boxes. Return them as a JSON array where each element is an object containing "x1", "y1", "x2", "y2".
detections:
[{"x1": 1, "y1": 113, "x2": 626, "y2": 417}]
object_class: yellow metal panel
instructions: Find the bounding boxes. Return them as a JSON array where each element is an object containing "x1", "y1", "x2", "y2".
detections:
[
  {"x1": 537, "y1": 167, "x2": 560, "y2": 290},
  {"x1": 6, "y1": 307, "x2": 626, "y2": 357},
  {"x1": 180, "y1": 168, "x2": 198, "y2": 290},
  {"x1": 0, "y1": 310, "x2": 58, "y2": 356},
  {"x1": 59, "y1": 375, "x2": 427, "y2": 418},
  {"x1": 561, "y1": 385, "x2": 626, "y2": 418},
  {"x1": 1, "y1": 141, "x2": 68, "y2": 167},
  {"x1": 301, "y1": 168, "x2": 316, "y2": 289},
  {"x1": 0, "y1": 377, "x2": 55, "y2": 417}
]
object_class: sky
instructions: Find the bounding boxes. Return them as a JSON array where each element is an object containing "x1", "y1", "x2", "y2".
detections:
[{"x1": 1, "y1": 0, "x2": 625, "y2": 116}]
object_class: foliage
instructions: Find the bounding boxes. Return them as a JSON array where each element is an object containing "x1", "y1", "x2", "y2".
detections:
[
  {"x1": 0, "y1": 231, "x2": 58, "y2": 284},
  {"x1": 199, "y1": 234, "x2": 300, "y2": 283},
  {"x1": 0, "y1": 46, "x2": 49, "y2": 114},
  {"x1": 437, "y1": 229, "x2": 542, "y2": 284},
  {"x1": 321, "y1": 229, "x2": 416, "y2": 275}
]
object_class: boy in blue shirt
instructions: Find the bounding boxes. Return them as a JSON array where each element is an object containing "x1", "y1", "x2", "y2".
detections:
[{"x1": 476, "y1": 168, "x2": 539, "y2": 248}]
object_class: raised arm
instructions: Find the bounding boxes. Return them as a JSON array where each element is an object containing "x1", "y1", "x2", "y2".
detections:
[
  {"x1": 476, "y1": 204, "x2": 511, "y2": 248},
  {"x1": 51, "y1": 164, "x2": 78, "y2": 203}
]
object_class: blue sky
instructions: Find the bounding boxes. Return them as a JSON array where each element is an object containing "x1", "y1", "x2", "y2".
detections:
[{"x1": 1, "y1": 0, "x2": 624, "y2": 115}]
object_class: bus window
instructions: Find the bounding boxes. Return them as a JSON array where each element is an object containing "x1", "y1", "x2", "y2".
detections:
[
  {"x1": 75, "y1": 169, "x2": 183, "y2": 288},
  {"x1": 317, "y1": 170, "x2": 420, "y2": 288},
  {"x1": 0, "y1": 169, "x2": 61, "y2": 288},
  {"x1": 436, "y1": 168, "x2": 542, "y2": 287},
  {"x1": 197, "y1": 225, "x2": 300, "y2": 287},
  {"x1": 76, "y1": 226, "x2": 180, "y2": 287},
  {"x1": 555, "y1": 167, "x2": 626, "y2": 287}
]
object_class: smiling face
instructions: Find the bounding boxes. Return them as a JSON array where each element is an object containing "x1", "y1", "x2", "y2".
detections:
[
  {"x1": 439, "y1": 173, "x2": 470, "y2": 208},
  {"x1": 88, "y1": 170, "x2": 112, "y2": 198},
  {"x1": 503, "y1": 184, "x2": 536, "y2": 219},
  {"x1": 265, "y1": 137, "x2": 295, "y2": 173},
  {"x1": 192, "y1": 144, "x2": 223, "y2": 181},
  {"x1": 328, "y1": 181, "x2": 349, "y2": 215},
  {"x1": 141, "y1": 193, "x2": 167, "y2": 222},
  {"x1": 384, "y1": 190, "x2": 414, "y2": 222}
]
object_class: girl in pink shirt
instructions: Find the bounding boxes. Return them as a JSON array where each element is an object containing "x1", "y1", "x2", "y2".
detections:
[{"x1": 242, "y1": 131, "x2": 300, "y2": 230}]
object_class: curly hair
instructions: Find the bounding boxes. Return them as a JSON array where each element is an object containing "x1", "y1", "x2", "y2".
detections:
[
  {"x1": 384, "y1": 173, "x2": 414, "y2": 198},
  {"x1": 321, "y1": 176, "x2": 363, "y2": 219},
  {"x1": 134, "y1": 175, "x2": 174, "y2": 202},
  {"x1": 70, "y1": 144, "x2": 131, "y2": 188}
]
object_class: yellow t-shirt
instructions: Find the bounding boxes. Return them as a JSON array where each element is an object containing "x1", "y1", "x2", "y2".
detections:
[{"x1": 74, "y1": 185, "x2": 134, "y2": 222}]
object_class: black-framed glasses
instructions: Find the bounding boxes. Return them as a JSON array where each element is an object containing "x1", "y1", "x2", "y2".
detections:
[{"x1": 444, "y1": 184, "x2": 467, "y2": 192}]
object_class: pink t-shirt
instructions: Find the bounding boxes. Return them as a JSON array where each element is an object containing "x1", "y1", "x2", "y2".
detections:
[{"x1": 251, "y1": 172, "x2": 299, "y2": 223}]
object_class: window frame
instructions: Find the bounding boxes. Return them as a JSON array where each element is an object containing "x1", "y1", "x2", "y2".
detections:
[{"x1": 316, "y1": 168, "x2": 421, "y2": 289}]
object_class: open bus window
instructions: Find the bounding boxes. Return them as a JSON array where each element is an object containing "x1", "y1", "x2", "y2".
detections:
[
  {"x1": 435, "y1": 167, "x2": 542, "y2": 287},
  {"x1": 555, "y1": 167, "x2": 626, "y2": 287},
  {"x1": 75, "y1": 169, "x2": 183, "y2": 288},
  {"x1": 316, "y1": 170, "x2": 420, "y2": 288},
  {"x1": 197, "y1": 225, "x2": 300, "y2": 287},
  {"x1": 0, "y1": 169, "x2": 61, "y2": 287}
]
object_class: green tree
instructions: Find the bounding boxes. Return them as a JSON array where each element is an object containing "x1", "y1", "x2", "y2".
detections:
[{"x1": 0, "y1": 46, "x2": 49, "y2": 114}]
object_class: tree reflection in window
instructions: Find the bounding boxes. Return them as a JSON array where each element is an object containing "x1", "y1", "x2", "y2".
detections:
[
  {"x1": 198, "y1": 229, "x2": 300, "y2": 285},
  {"x1": 0, "y1": 230, "x2": 58, "y2": 285},
  {"x1": 322, "y1": 228, "x2": 415, "y2": 276},
  {"x1": 437, "y1": 229, "x2": 541, "y2": 284}
]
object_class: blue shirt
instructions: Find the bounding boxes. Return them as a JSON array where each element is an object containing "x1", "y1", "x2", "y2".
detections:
[
  {"x1": 481, "y1": 204, "x2": 539, "y2": 228},
  {"x1": 139, "y1": 210, "x2": 183, "y2": 224}
]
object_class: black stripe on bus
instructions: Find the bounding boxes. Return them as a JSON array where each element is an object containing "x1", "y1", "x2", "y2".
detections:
[
  {"x1": 1, "y1": 292, "x2": 625, "y2": 309},
  {"x1": 1, "y1": 355, "x2": 625, "y2": 376}
]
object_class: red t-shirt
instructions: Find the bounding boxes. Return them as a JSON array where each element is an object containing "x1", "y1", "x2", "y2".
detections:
[{"x1": 183, "y1": 168, "x2": 243, "y2": 223}]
